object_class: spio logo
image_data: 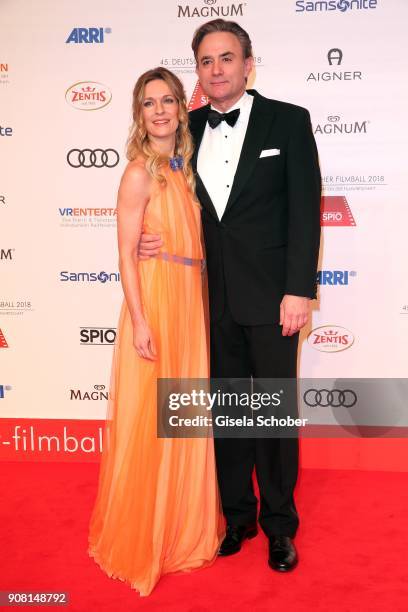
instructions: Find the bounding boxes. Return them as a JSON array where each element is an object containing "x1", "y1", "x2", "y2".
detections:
[
  {"x1": 321, "y1": 196, "x2": 356, "y2": 227},
  {"x1": 66, "y1": 27, "x2": 112, "y2": 44},
  {"x1": 303, "y1": 388, "x2": 357, "y2": 408},
  {"x1": 60, "y1": 271, "x2": 120, "y2": 283},
  {"x1": 65, "y1": 82, "x2": 112, "y2": 111},
  {"x1": 1, "y1": 248, "x2": 14, "y2": 260},
  {"x1": 80, "y1": 328, "x2": 116, "y2": 345},
  {"x1": 327, "y1": 48, "x2": 343, "y2": 65},
  {"x1": 307, "y1": 325, "x2": 355, "y2": 353},
  {"x1": 296, "y1": 1, "x2": 378, "y2": 12},
  {"x1": 0, "y1": 328, "x2": 9, "y2": 348},
  {"x1": 317, "y1": 270, "x2": 357, "y2": 286},
  {"x1": 0, "y1": 384, "x2": 12, "y2": 398},
  {"x1": 67, "y1": 149, "x2": 120, "y2": 168}
]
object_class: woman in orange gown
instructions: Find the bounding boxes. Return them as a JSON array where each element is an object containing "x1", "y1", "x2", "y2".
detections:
[{"x1": 88, "y1": 67, "x2": 225, "y2": 596}]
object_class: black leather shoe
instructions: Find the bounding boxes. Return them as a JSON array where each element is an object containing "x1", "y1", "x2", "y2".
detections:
[
  {"x1": 268, "y1": 536, "x2": 298, "y2": 572},
  {"x1": 218, "y1": 523, "x2": 258, "y2": 556}
]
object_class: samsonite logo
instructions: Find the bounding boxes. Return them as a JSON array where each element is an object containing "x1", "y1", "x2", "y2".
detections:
[
  {"x1": 308, "y1": 325, "x2": 355, "y2": 353},
  {"x1": 295, "y1": 1, "x2": 377, "y2": 12},
  {"x1": 66, "y1": 27, "x2": 112, "y2": 44},
  {"x1": 65, "y1": 82, "x2": 112, "y2": 111}
]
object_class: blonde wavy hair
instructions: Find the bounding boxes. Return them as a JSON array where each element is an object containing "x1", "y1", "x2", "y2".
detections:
[{"x1": 127, "y1": 67, "x2": 196, "y2": 195}]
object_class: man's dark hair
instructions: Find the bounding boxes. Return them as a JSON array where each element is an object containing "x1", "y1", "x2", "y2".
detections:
[{"x1": 191, "y1": 18, "x2": 253, "y2": 61}]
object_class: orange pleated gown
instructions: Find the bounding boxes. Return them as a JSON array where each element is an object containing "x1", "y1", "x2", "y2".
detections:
[{"x1": 88, "y1": 163, "x2": 225, "y2": 596}]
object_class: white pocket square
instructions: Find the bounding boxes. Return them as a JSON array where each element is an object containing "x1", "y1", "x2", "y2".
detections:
[{"x1": 259, "y1": 148, "x2": 280, "y2": 158}]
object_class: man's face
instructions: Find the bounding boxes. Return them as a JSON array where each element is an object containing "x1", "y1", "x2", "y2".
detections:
[{"x1": 195, "y1": 32, "x2": 253, "y2": 107}]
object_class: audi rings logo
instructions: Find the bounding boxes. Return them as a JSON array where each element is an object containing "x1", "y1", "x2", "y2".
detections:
[
  {"x1": 303, "y1": 389, "x2": 357, "y2": 408},
  {"x1": 67, "y1": 148, "x2": 119, "y2": 168}
]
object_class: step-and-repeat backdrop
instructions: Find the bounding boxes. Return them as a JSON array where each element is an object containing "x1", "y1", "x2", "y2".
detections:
[{"x1": 1, "y1": 0, "x2": 407, "y2": 466}]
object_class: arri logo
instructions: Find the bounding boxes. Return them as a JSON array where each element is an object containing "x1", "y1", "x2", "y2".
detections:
[
  {"x1": 321, "y1": 196, "x2": 356, "y2": 227},
  {"x1": 60, "y1": 271, "x2": 120, "y2": 283},
  {"x1": 307, "y1": 326, "x2": 355, "y2": 353},
  {"x1": 317, "y1": 270, "x2": 357, "y2": 285},
  {"x1": 65, "y1": 82, "x2": 112, "y2": 111},
  {"x1": 178, "y1": 0, "x2": 244, "y2": 19},
  {"x1": 80, "y1": 328, "x2": 117, "y2": 345},
  {"x1": 296, "y1": 0, "x2": 377, "y2": 12},
  {"x1": 66, "y1": 27, "x2": 112, "y2": 44},
  {"x1": 0, "y1": 385, "x2": 12, "y2": 398}
]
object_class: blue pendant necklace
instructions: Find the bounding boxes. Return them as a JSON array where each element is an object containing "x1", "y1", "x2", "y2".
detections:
[{"x1": 169, "y1": 155, "x2": 183, "y2": 171}]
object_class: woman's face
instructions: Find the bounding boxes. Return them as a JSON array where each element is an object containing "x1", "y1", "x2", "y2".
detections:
[{"x1": 141, "y1": 79, "x2": 179, "y2": 141}]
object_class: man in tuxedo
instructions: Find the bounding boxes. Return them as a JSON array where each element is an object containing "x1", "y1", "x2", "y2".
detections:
[{"x1": 140, "y1": 19, "x2": 321, "y2": 572}]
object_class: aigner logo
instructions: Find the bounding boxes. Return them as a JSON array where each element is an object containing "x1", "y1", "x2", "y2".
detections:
[
  {"x1": 307, "y1": 49, "x2": 363, "y2": 83},
  {"x1": 65, "y1": 82, "x2": 112, "y2": 111},
  {"x1": 327, "y1": 48, "x2": 343, "y2": 65},
  {"x1": 67, "y1": 149, "x2": 120, "y2": 168}
]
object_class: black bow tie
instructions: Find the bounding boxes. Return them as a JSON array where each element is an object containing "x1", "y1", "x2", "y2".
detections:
[{"x1": 207, "y1": 108, "x2": 240, "y2": 129}]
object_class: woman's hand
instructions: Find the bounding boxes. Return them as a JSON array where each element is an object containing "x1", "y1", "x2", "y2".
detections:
[{"x1": 133, "y1": 320, "x2": 157, "y2": 360}]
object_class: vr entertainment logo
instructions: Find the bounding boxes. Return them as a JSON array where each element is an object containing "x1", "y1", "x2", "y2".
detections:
[
  {"x1": 178, "y1": 0, "x2": 245, "y2": 19},
  {"x1": 296, "y1": 0, "x2": 377, "y2": 12}
]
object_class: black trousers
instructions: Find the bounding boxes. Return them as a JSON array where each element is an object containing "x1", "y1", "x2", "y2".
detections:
[{"x1": 210, "y1": 298, "x2": 299, "y2": 538}]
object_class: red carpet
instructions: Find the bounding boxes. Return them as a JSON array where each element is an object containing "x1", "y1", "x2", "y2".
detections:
[{"x1": 1, "y1": 462, "x2": 407, "y2": 611}]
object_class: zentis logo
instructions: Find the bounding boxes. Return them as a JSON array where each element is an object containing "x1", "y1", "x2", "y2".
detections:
[
  {"x1": 65, "y1": 82, "x2": 112, "y2": 110},
  {"x1": 307, "y1": 325, "x2": 355, "y2": 353}
]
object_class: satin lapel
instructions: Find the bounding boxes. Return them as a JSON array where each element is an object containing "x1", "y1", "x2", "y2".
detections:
[
  {"x1": 190, "y1": 105, "x2": 219, "y2": 220},
  {"x1": 222, "y1": 91, "x2": 275, "y2": 218}
]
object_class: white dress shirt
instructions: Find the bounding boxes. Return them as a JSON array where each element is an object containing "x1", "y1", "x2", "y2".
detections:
[{"x1": 197, "y1": 91, "x2": 254, "y2": 220}]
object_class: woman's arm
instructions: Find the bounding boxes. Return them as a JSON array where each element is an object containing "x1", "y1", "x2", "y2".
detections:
[{"x1": 117, "y1": 162, "x2": 156, "y2": 360}]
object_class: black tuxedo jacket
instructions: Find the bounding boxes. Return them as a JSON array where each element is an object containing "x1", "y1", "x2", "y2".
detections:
[{"x1": 189, "y1": 89, "x2": 321, "y2": 325}]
